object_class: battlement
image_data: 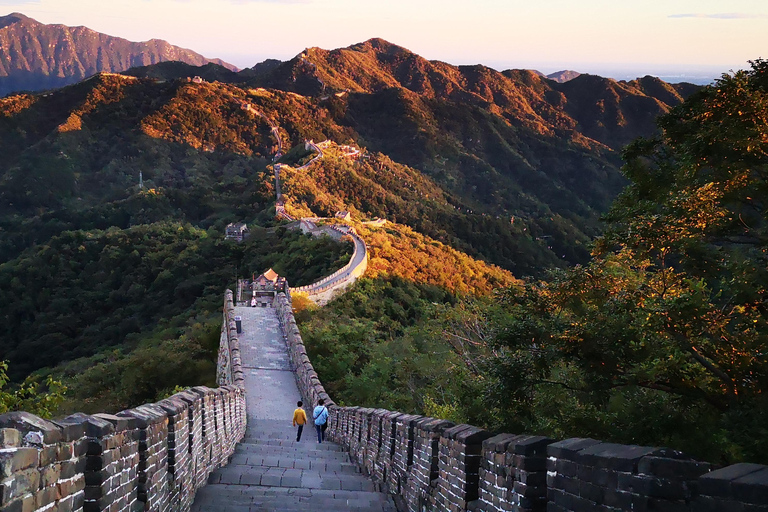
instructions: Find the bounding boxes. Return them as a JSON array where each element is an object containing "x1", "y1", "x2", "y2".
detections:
[
  {"x1": 2, "y1": 289, "x2": 765, "y2": 512},
  {"x1": 273, "y1": 291, "x2": 768, "y2": 512},
  {"x1": 0, "y1": 291, "x2": 246, "y2": 512}
]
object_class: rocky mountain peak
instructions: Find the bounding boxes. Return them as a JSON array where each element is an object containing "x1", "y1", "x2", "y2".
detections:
[{"x1": 0, "y1": 12, "x2": 32, "y2": 28}]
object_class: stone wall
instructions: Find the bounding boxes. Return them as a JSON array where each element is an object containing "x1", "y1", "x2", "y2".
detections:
[
  {"x1": 273, "y1": 292, "x2": 334, "y2": 409},
  {"x1": 217, "y1": 289, "x2": 245, "y2": 388},
  {"x1": 290, "y1": 225, "x2": 368, "y2": 305},
  {"x1": 0, "y1": 292, "x2": 247, "y2": 512},
  {"x1": 272, "y1": 290, "x2": 768, "y2": 512}
]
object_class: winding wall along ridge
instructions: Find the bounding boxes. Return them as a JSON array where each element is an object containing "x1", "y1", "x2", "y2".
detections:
[
  {"x1": 0, "y1": 291, "x2": 247, "y2": 512},
  {"x1": 272, "y1": 290, "x2": 768, "y2": 512},
  {"x1": 290, "y1": 225, "x2": 368, "y2": 297}
]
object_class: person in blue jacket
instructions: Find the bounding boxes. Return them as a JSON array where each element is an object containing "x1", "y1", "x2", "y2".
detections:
[{"x1": 313, "y1": 399, "x2": 329, "y2": 443}]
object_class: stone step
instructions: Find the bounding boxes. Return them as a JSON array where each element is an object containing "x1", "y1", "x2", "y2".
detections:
[
  {"x1": 229, "y1": 452, "x2": 360, "y2": 473},
  {"x1": 209, "y1": 466, "x2": 378, "y2": 491},
  {"x1": 235, "y1": 440, "x2": 347, "y2": 458},
  {"x1": 192, "y1": 308, "x2": 393, "y2": 512},
  {"x1": 191, "y1": 485, "x2": 395, "y2": 512}
]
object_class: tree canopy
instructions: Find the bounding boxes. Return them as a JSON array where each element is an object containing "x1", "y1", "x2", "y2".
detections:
[{"x1": 486, "y1": 60, "x2": 768, "y2": 463}]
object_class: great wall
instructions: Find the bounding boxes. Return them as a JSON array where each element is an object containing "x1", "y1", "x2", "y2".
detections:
[
  {"x1": 1, "y1": 125, "x2": 766, "y2": 510},
  {"x1": 270, "y1": 131, "x2": 369, "y2": 304},
  {"x1": 4, "y1": 284, "x2": 766, "y2": 511}
]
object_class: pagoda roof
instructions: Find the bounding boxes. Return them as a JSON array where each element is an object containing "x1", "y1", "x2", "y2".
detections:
[{"x1": 258, "y1": 268, "x2": 279, "y2": 282}]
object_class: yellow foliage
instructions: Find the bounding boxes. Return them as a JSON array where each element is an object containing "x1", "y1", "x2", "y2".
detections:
[
  {"x1": 357, "y1": 222, "x2": 519, "y2": 296},
  {"x1": 0, "y1": 94, "x2": 37, "y2": 117},
  {"x1": 57, "y1": 113, "x2": 82, "y2": 132},
  {"x1": 290, "y1": 293, "x2": 317, "y2": 314}
]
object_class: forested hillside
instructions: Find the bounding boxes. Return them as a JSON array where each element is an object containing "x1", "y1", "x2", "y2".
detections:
[
  {"x1": 0, "y1": 41, "x2": 703, "y2": 427},
  {"x1": 299, "y1": 60, "x2": 768, "y2": 465}
]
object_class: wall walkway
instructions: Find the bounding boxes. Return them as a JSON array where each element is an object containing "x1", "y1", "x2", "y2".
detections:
[
  {"x1": 291, "y1": 225, "x2": 368, "y2": 305},
  {"x1": 191, "y1": 306, "x2": 395, "y2": 511}
]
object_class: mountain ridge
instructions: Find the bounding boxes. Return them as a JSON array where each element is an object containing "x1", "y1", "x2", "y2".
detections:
[
  {"x1": 246, "y1": 38, "x2": 697, "y2": 151},
  {"x1": 0, "y1": 12, "x2": 236, "y2": 96},
  {"x1": 0, "y1": 37, "x2": 702, "y2": 276}
]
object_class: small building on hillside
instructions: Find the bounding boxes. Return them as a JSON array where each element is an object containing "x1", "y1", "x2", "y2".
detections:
[
  {"x1": 225, "y1": 222, "x2": 249, "y2": 242},
  {"x1": 254, "y1": 268, "x2": 279, "y2": 288},
  {"x1": 238, "y1": 268, "x2": 288, "y2": 307},
  {"x1": 335, "y1": 211, "x2": 352, "y2": 221}
]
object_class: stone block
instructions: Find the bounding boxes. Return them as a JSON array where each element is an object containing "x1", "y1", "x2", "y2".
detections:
[
  {"x1": 699, "y1": 463, "x2": 767, "y2": 498},
  {"x1": 60, "y1": 458, "x2": 85, "y2": 480},
  {"x1": 38, "y1": 445, "x2": 58, "y2": 466},
  {"x1": 55, "y1": 414, "x2": 95, "y2": 441},
  {"x1": 0, "y1": 494, "x2": 35, "y2": 512},
  {"x1": 508, "y1": 435, "x2": 554, "y2": 457},
  {"x1": 0, "y1": 448, "x2": 38, "y2": 478},
  {"x1": 637, "y1": 455, "x2": 711, "y2": 480},
  {"x1": 416, "y1": 417, "x2": 455, "y2": 434},
  {"x1": 156, "y1": 398, "x2": 188, "y2": 417},
  {"x1": 443, "y1": 424, "x2": 475, "y2": 442},
  {"x1": 0, "y1": 412, "x2": 63, "y2": 444},
  {"x1": 94, "y1": 414, "x2": 139, "y2": 432},
  {"x1": 0, "y1": 429, "x2": 21, "y2": 448},
  {"x1": 82, "y1": 416, "x2": 115, "y2": 438},
  {"x1": 1, "y1": 467, "x2": 40, "y2": 502},
  {"x1": 617, "y1": 473, "x2": 688, "y2": 500},
  {"x1": 33, "y1": 485, "x2": 57, "y2": 508},
  {"x1": 483, "y1": 433, "x2": 518, "y2": 453},
  {"x1": 547, "y1": 438, "x2": 601, "y2": 460},
  {"x1": 118, "y1": 407, "x2": 163, "y2": 429},
  {"x1": 512, "y1": 453, "x2": 548, "y2": 472},
  {"x1": 577, "y1": 442, "x2": 666, "y2": 472},
  {"x1": 732, "y1": 467, "x2": 768, "y2": 505},
  {"x1": 39, "y1": 464, "x2": 60, "y2": 487}
]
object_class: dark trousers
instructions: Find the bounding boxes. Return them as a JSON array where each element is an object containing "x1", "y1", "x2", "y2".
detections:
[
  {"x1": 315, "y1": 424, "x2": 324, "y2": 443},
  {"x1": 296, "y1": 424, "x2": 304, "y2": 442}
]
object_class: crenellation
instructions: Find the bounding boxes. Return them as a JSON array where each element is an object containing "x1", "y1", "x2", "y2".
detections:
[
  {"x1": 363, "y1": 409, "x2": 389, "y2": 478},
  {"x1": 5, "y1": 288, "x2": 765, "y2": 512},
  {"x1": 156, "y1": 396, "x2": 191, "y2": 511},
  {"x1": 404, "y1": 417, "x2": 455, "y2": 512},
  {"x1": 388, "y1": 414, "x2": 422, "y2": 497},
  {"x1": 0, "y1": 292, "x2": 246, "y2": 512}
]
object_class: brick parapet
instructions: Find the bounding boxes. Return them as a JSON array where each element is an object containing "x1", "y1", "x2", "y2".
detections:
[
  {"x1": 388, "y1": 414, "x2": 422, "y2": 497},
  {"x1": 274, "y1": 290, "x2": 768, "y2": 512},
  {"x1": 218, "y1": 289, "x2": 245, "y2": 388},
  {"x1": 545, "y1": 438, "x2": 716, "y2": 512},
  {"x1": 474, "y1": 433, "x2": 553, "y2": 512},
  {"x1": 0, "y1": 383, "x2": 246, "y2": 511},
  {"x1": 9, "y1": 288, "x2": 763, "y2": 512},
  {"x1": 404, "y1": 417, "x2": 455, "y2": 512},
  {"x1": 273, "y1": 292, "x2": 335, "y2": 411},
  {"x1": 363, "y1": 409, "x2": 390, "y2": 478},
  {"x1": 0, "y1": 412, "x2": 87, "y2": 512},
  {"x1": 433, "y1": 424, "x2": 495, "y2": 512}
]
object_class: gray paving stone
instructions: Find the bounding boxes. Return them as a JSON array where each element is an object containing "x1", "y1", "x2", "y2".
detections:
[{"x1": 191, "y1": 306, "x2": 396, "y2": 512}]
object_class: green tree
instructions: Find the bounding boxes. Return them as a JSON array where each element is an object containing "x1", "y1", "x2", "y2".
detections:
[
  {"x1": 487, "y1": 60, "x2": 768, "y2": 463},
  {"x1": 0, "y1": 362, "x2": 66, "y2": 418}
]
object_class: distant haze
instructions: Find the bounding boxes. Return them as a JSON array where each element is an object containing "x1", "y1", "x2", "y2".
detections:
[{"x1": 0, "y1": 0, "x2": 763, "y2": 81}]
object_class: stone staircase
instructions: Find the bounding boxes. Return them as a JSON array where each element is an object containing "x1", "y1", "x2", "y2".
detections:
[
  {"x1": 192, "y1": 420, "x2": 395, "y2": 511},
  {"x1": 191, "y1": 306, "x2": 395, "y2": 511}
]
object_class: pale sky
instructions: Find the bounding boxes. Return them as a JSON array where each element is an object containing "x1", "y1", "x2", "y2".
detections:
[{"x1": 2, "y1": 0, "x2": 766, "y2": 80}]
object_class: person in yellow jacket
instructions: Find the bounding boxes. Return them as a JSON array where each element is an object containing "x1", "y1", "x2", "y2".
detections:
[{"x1": 292, "y1": 400, "x2": 307, "y2": 442}]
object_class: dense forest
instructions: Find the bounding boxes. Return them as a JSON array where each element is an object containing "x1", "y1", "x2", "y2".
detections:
[
  {"x1": 0, "y1": 216, "x2": 352, "y2": 412},
  {"x1": 2, "y1": 42, "x2": 761, "y2": 467},
  {"x1": 299, "y1": 60, "x2": 768, "y2": 464}
]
